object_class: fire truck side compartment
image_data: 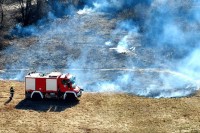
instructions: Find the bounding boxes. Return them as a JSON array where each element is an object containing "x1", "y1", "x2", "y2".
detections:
[
  {"x1": 46, "y1": 79, "x2": 57, "y2": 91},
  {"x1": 35, "y1": 78, "x2": 46, "y2": 92},
  {"x1": 26, "y1": 78, "x2": 35, "y2": 91}
]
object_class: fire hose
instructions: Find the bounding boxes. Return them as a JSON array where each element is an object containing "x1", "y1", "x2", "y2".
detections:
[{"x1": 0, "y1": 68, "x2": 195, "y2": 82}]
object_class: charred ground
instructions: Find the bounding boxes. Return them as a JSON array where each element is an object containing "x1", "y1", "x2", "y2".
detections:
[{"x1": 1, "y1": 1, "x2": 200, "y2": 132}]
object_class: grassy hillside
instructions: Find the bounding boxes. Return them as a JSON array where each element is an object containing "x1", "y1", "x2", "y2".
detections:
[{"x1": 0, "y1": 80, "x2": 200, "y2": 133}]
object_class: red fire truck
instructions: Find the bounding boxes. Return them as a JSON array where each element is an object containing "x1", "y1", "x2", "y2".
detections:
[{"x1": 25, "y1": 72, "x2": 83, "y2": 99}]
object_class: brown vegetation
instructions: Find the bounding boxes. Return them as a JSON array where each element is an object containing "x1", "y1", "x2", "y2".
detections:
[
  {"x1": 0, "y1": 0, "x2": 85, "y2": 49},
  {"x1": 0, "y1": 80, "x2": 200, "y2": 133}
]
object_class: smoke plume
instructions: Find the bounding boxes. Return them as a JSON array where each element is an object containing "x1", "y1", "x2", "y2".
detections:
[{"x1": 1, "y1": 0, "x2": 200, "y2": 98}]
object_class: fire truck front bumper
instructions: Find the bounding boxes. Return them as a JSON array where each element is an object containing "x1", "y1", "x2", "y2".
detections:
[{"x1": 76, "y1": 89, "x2": 83, "y2": 97}]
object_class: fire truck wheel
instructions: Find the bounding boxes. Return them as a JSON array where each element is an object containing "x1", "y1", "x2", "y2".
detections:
[
  {"x1": 31, "y1": 93, "x2": 43, "y2": 100},
  {"x1": 64, "y1": 93, "x2": 78, "y2": 101}
]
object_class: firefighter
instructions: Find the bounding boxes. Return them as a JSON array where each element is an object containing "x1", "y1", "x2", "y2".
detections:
[
  {"x1": 9, "y1": 87, "x2": 15, "y2": 100},
  {"x1": 4, "y1": 87, "x2": 15, "y2": 105}
]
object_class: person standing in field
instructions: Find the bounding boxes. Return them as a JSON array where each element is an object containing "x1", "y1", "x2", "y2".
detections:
[
  {"x1": 9, "y1": 87, "x2": 14, "y2": 100},
  {"x1": 4, "y1": 87, "x2": 15, "y2": 105}
]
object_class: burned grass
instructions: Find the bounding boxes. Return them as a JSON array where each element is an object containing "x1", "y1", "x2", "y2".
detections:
[{"x1": 0, "y1": 80, "x2": 200, "y2": 133}]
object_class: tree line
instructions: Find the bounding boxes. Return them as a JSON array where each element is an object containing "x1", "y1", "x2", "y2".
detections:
[
  {"x1": 0, "y1": 0, "x2": 85, "y2": 27},
  {"x1": 17, "y1": 0, "x2": 54, "y2": 26}
]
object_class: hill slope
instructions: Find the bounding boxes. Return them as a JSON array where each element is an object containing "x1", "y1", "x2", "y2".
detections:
[{"x1": 0, "y1": 80, "x2": 200, "y2": 133}]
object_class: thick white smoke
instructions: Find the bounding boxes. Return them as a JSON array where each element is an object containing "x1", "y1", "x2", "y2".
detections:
[
  {"x1": 0, "y1": 0, "x2": 200, "y2": 98},
  {"x1": 78, "y1": 0, "x2": 200, "y2": 97}
]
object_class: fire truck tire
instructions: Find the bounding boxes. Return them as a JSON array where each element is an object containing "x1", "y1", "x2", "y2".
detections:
[
  {"x1": 63, "y1": 92, "x2": 77, "y2": 100},
  {"x1": 31, "y1": 91, "x2": 44, "y2": 100},
  {"x1": 64, "y1": 94, "x2": 78, "y2": 101}
]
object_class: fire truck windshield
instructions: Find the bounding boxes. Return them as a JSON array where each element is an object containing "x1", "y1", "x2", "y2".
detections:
[
  {"x1": 62, "y1": 79, "x2": 69, "y2": 85},
  {"x1": 69, "y1": 76, "x2": 76, "y2": 84}
]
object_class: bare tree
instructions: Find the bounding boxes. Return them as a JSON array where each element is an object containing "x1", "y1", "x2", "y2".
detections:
[
  {"x1": 24, "y1": 0, "x2": 32, "y2": 25},
  {"x1": 18, "y1": 0, "x2": 32, "y2": 25},
  {"x1": 36, "y1": 0, "x2": 48, "y2": 19},
  {"x1": 18, "y1": 0, "x2": 25, "y2": 23},
  {"x1": 0, "y1": 0, "x2": 4, "y2": 25}
]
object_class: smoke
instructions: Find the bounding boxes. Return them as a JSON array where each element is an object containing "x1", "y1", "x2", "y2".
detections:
[
  {"x1": 1, "y1": 0, "x2": 200, "y2": 98},
  {"x1": 179, "y1": 48, "x2": 200, "y2": 80},
  {"x1": 81, "y1": 0, "x2": 200, "y2": 97},
  {"x1": 85, "y1": 0, "x2": 152, "y2": 12}
]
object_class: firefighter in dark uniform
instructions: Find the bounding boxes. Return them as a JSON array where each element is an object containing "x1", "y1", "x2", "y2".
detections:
[
  {"x1": 9, "y1": 87, "x2": 15, "y2": 100},
  {"x1": 4, "y1": 87, "x2": 15, "y2": 105}
]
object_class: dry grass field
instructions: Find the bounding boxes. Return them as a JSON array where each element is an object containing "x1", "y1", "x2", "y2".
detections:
[{"x1": 0, "y1": 80, "x2": 200, "y2": 133}]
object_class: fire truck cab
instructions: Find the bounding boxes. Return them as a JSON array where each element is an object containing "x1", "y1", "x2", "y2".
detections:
[{"x1": 25, "y1": 72, "x2": 83, "y2": 99}]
